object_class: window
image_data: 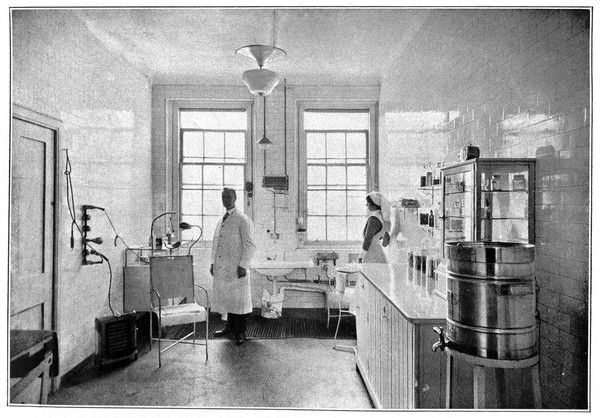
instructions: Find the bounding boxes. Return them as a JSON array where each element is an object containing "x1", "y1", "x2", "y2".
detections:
[
  {"x1": 299, "y1": 105, "x2": 377, "y2": 245},
  {"x1": 178, "y1": 109, "x2": 248, "y2": 241}
]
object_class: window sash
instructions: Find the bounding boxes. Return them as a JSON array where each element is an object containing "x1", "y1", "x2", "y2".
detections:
[
  {"x1": 177, "y1": 113, "x2": 249, "y2": 242},
  {"x1": 299, "y1": 105, "x2": 377, "y2": 246}
]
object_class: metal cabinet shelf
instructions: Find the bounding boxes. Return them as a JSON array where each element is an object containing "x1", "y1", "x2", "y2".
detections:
[{"x1": 441, "y1": 158, "x2": 535, "y2": 257}]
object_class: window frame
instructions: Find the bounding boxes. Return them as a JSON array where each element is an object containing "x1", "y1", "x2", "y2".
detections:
[
  {"x1": 298, "y1": 100, "x2": 379, "y2": 247},
  {"x1": 169, "y1": 100, "x2": 253, "y2": 245}
]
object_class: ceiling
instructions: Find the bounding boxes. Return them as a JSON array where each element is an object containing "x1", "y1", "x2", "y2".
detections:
[{"x1": 74, "y1": 8, "x2": 433, "y2": 86}]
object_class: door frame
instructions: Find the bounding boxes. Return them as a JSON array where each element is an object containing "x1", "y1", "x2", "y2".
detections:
[{"x1": 11, "y1": 103, "x2": 62, "y2": 332}]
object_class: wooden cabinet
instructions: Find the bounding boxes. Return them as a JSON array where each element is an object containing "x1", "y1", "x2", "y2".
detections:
[{"x1": 355, "y1": 266, "x2": 447, "y2": 409}]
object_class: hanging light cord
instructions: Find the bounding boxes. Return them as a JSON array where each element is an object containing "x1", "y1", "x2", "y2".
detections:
[
  {"x1": 64, "y1": 150, "x2": 84, "y2": 248},
  {"x1": 263, "y1": 94, "x2": 267, "y2": 176},
  {"x1": 283, "y1": 78, "x2": 287, "y2": 177}
]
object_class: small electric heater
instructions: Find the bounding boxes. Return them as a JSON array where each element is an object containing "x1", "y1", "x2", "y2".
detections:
[{"x1": 95, "y1": 313, "x2": 138, "y2": 368}]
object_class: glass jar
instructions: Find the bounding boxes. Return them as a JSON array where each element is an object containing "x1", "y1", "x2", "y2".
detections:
[
  {"x1": 513, "y1": 174, "x2": 526, "y2": 190},
  {"x1": 491, "y1": 174, "x2": 502, "y2": 190}
]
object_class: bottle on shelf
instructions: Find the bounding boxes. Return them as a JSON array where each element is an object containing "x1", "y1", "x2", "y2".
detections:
[
  {"x1": 433, "y1": 162, "x2": 441, "y2": 185},
  {"x1": 426, "y1": 162, "x2": 433, "y2": 186}
]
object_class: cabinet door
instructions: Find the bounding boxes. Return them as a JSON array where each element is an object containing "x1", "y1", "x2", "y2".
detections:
[
  {"x1": 416, "y1": 321, "x2": 447, "y2": 408},
  {"x1": 370, "y1": 287, "x2": 381, "y2": 404},
  {"x1": 442, "y1": 165, "x2": 474, "y2": 248},
  {"x1": 380, "y1": 298, "x2": 393, "y2": 408},
  {"x1": 476, "y1": 161, "x2": 534, "y2": 243},
  {"x1": 355, "y1": 274, "x2": 369, "y2": 367},
  {"x1": 389, "y1": 307, "x2": 416, "y2": 408}
]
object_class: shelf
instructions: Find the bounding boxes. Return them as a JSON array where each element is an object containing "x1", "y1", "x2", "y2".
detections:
[
  {"x1": 481, "y1": 217, "x2": 529, "y2": 221},
  {"x1": 417, "y1": 185, "x2": 442, "y2": 191},
  {"x1": 444, "y1": 190, "x2": 472, "y2": 196},
  {"x1": 481, "y1": 189, "x2": 528, "y2": 193}
]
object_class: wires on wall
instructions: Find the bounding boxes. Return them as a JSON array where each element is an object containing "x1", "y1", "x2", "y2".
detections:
[
  {"x1": 102, "y1": 209, "x2": 149, "y2": 264},
  {"x1": 64, "y1": 149, "x2": 83, "y2": 249},
  {"x1": 63, "y1": 149, "x2": 120, "y2": 317}
]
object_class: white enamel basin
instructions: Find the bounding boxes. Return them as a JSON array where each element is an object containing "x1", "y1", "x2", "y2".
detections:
[
  {"x1": 335, "y1": 263, "x2": 361, "y2": 274},
  {"x1": 253, "y1": 260, "x2": 315, "y2": 277}
]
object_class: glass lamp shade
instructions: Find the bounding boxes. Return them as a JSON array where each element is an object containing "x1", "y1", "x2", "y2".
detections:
[
  {"x1": 257, "y1": 136, "x2": 273, "y2": 150},
  {"x1": 236, "y1": 45, "x2": 286, "y2": 67},
  {"x1": 242, "y1": 68, "x2": 280, "y2": 96}
]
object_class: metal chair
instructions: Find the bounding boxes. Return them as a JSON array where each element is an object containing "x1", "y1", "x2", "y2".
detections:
[
  {"x1": 325, "y1": 264, "x2": 359, "y2": 352},
  {"x1": 149, "y1": 255, "x2": 209, "y2": 367}
]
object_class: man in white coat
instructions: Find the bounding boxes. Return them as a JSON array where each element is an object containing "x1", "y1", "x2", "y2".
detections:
[{"x1": 210, "y1": 188, "x2": 257, "y2": 345}]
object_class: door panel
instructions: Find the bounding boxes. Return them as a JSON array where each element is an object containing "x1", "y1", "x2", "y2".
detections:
[{"x1": 10, "y1": 117, "x2": 55, "y2": 330}]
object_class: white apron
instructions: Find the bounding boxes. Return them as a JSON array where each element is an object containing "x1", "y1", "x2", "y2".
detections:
[
  {"x1": 211, "y1": 208, "x2": 256, "y2": 315},
  {"x1": 363, "y1": 212, "x2": 389, "y2": 264}
]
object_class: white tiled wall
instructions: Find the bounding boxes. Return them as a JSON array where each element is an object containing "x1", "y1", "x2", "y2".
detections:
[
  {"x1": 379, "y1": 9, "x2": 589, "y2": 409},
  {"x1": 12, "y1": 10, "x2": 152, "y2": 383}
]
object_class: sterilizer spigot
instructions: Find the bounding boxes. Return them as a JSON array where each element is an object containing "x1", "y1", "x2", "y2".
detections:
[{"x1": 432, "y1": 326, "x2": 448, "y2": 352}]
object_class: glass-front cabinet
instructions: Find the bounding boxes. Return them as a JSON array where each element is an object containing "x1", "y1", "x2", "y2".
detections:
[{"x1": 441, "y1": 158, "x2": 535, "y2": 255}]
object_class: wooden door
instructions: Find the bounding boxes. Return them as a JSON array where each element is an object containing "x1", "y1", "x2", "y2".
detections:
[{"x1": 10, "y1": 117, "x2": 56, "y2": 331}]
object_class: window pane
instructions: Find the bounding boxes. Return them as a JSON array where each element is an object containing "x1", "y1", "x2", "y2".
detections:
[
  {"x1": 307, "y1": 133, "x2": 326, "y2": 161},
  {"x1": 347, "y1": 166, "x2": 366, "y2": 187},
  {"x1": 180, "y1": 215, "x2": 202, "y2": 241},
  {"x1": 307, "y1": 216, "x2": 326, "y2": 241},
  {"x1": 180, "y1": 110, "x2": 247, "y2": 130},
  {"x1": 304, "y1": 111, "x2": 369, "y2": 130},
  {"x1": 202, "y1": 216, "x2": 220, "y2": 241},
  {"x1": 182, "y1": 131, "x2": 203, "y2": 160},
  {"x1": 347, "y1": 216, "x2": 364, "y2": 241},
  {"x1": 181, "y1": 190, "x2": 201, "y2": 215},
  {"x1": 327, "y1": 191, "x2": 346, "y2": 216},
  {"x1": 204, "y1": 132, "x2": 224, "y2": 160},
  {"x1": 347, "y1": 132, "x2": 367, "y2": 161},
  {"x1": 307, "y1": 191, "x2": 326, "y2": 215},
  {"x1": 348, "y1": 191, "x2": 367, "y2": 216},
  {"x1": 203, "y1": 165, "x2": 223, "y2": 186},
  {"x1": 327, "y1": 166, "x2": 346, "y2": 186},
  {"x1": 225, "y1": 132, "x2": 245, "y2": 162},
  {"x1": 179, "y1": 109, "x2": 248, "y2": 242},
  {"x1": 327, "y1": 217, "x2": 347, "y2": 241},
  {"x1": 307, "y1": 166, "x2": 326, "y2": 185},
  {"x1": 303, "y1": 109, "x2": 370, "y2": 243},
  {"x1": 203, "y1": 190, "x2": 223, "y2": 215},
  {"x1": 182, "y1": 165, "x2": 202, "y2": 185},
  {"x1": 326, "y1": 133, "x2": 346, "y2": 161},
  {"x1": 224, "y1": 165, "x2": 244, "y2": 189}
]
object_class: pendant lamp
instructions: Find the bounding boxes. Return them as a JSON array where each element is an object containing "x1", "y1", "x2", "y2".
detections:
[
  {"x1": 257, "y1": 95, "x2": 272, "y2": 150},
  {"x1": 237, "y1": 44, "x2": 286, "y2": 96}
]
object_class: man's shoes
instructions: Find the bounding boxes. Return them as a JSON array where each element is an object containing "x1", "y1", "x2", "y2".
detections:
[
  {"x1": 235, "y1": 332, "x2": 247, "y2": 345},
  {"x1": 214, "y1": 327, "x2": 233, "y2": 338}
]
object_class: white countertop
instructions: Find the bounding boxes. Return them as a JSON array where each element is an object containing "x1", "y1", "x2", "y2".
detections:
[{"x1": 358, "y1": 262, "x2": 447, "y2": 323}]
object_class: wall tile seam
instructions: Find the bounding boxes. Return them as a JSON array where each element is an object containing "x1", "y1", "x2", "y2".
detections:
[
  {"x1": 538, "y1": 291, "x2": 589, "y2": 310},
  {"x1": 538, "y1": 315, "x2": 583, "y2": 340}
]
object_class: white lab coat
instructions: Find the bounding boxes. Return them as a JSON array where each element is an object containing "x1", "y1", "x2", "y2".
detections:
[{"x1": 211, "y1": 208, "x2": 257, "y2": 315}]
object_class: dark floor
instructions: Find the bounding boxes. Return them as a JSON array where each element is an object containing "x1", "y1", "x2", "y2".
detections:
[{"x1": 47, "y1": 337, "x2": 372, "y2": 410}]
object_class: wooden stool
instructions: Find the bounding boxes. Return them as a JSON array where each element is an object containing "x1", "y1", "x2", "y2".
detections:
[{"x1": 445, "y1": 348, "x2": 542, "y2": 409}]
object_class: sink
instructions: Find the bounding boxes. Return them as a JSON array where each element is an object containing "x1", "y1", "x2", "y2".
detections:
[
  {"x1": 335, "y1": 263, "x2": 361, "y2": 274},
  {"x1": 253, "y1": 260, "x2": 315, "y2": 277}
]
